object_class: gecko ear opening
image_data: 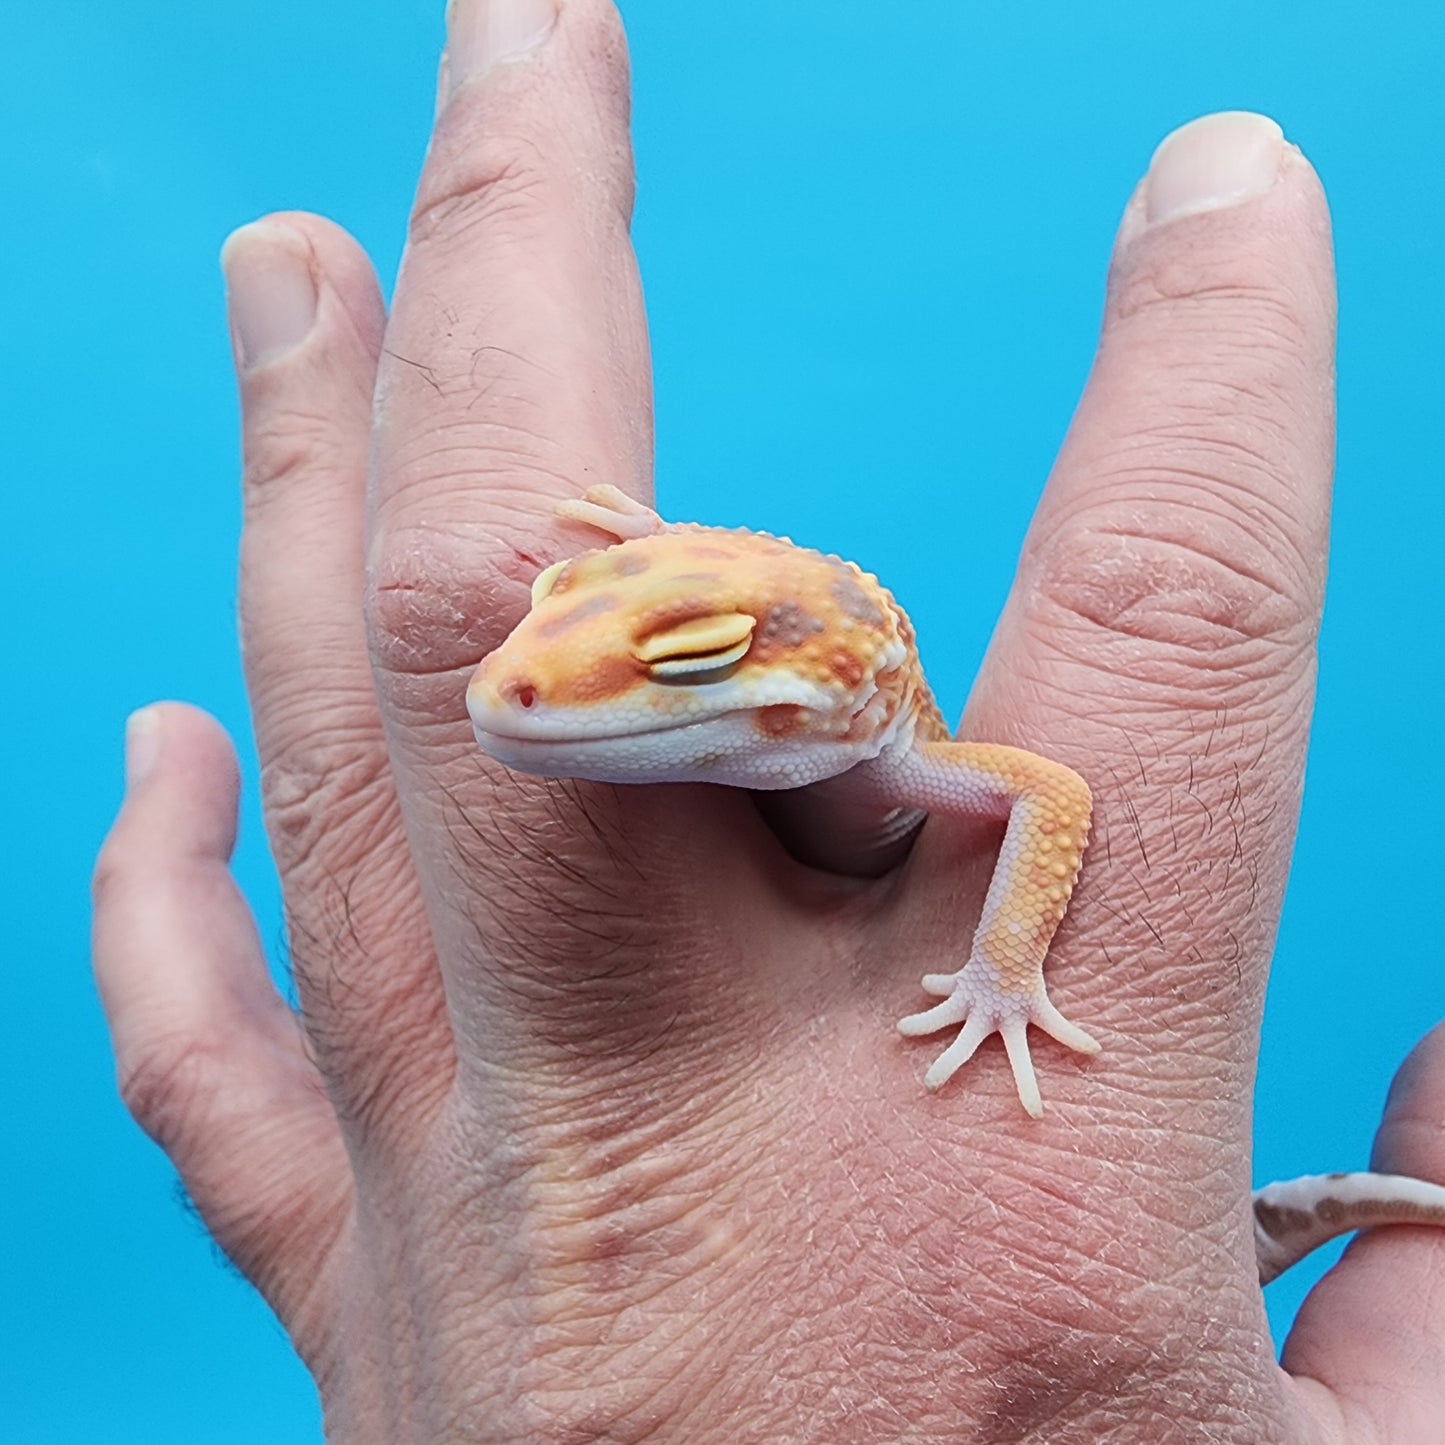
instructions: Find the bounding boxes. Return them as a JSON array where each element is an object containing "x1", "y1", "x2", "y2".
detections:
[{"x1": 633, "y1": 612, "x2": 756, "y2": 681}]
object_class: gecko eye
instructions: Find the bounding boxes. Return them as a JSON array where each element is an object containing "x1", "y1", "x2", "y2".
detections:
[
  {"x1": 633, "y1": 612, "x2": 756, "y2": 683},
  {"x1": 529, "y1": 559, "x2": 570, "y2": 608}
]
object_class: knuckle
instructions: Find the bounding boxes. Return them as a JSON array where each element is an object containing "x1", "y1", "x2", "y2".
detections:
[
  {"x1": 117, "y1": 1031, "x2": 229, "y2": 1156},
  {"x1": 91, "y1": 834, "x2": 134, "y2": 911},
  {"x1": 415, "y1": 1, "x2": 637, "y2": 244},
  {"x1": 410, "y1": 129, "x2": 558, "y2": 250},
  {"x1": 366, "y1": 517, "x2": 540, "y2": 680},
  {"x1": 1059, "y1": 251, "x2": 1331, "y2": 697},
  {"x1": 1109, "y1": 242, "x2": 1317, "y2": 357},
  {"x1": 242, "y1": 405, "x2": 351, "y2": 503},
  {"x1": 1029, "y1": 497, "x2": 1318, "y2": 686},
  {"x1": 1106, "y1": 274, "x2": 1324, "y2": 445}
]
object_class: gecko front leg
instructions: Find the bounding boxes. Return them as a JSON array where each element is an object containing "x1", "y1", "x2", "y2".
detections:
[{"x1": 867, "y1": 740, "x2": 1099, "y2": 1116}]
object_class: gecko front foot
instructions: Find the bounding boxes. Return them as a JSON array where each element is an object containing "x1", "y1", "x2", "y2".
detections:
[{"x1": 897, "y1": 964, "x2": 1099, "y2": 1118}]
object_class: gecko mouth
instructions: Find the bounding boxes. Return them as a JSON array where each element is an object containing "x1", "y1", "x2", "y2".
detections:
[
  {"x1": 470, "y1": 712, "x2": 746, "y2": 786},
  {"x1": 469, "y1": 711, "x2": 721, "y2": 747}
]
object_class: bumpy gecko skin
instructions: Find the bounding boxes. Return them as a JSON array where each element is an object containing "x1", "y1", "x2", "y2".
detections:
[
  {"x1": 468, "y1": 487, "x2": 1445, "y2": 1283},
  {"x1": 468, "y1": 485, "x2": 1098, "y2": 1117}
]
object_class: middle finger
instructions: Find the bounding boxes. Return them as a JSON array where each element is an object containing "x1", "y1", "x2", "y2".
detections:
[
  {"x1": 365, "y1": 1, "x2": 774, "y2": 1080},
  {"x1": 368, "y1": 0, "x2": 653, "y2": 699}
]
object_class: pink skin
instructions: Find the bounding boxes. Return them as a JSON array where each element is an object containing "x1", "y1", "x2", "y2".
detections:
[{"x1": 91, "y1": 3, "x2": 1445, "y2": 1440}]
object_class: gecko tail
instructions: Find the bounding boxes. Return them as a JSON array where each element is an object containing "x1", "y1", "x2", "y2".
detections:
[{"x1": 1253, "y1": 1171, "x2": 1445, "y2": 1283}]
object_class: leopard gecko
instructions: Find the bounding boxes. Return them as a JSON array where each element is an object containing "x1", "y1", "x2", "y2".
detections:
[{"x1": 466, "y1": 485, "x2": 1445, "y2": 1282}]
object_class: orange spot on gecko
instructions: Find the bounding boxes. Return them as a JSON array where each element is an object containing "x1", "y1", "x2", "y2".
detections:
[
  {"x1": 538, "y1": 593, "x2": 619, "y2": 637},
  {"x1": 551, "y1": 653, "x2": 644, "y2": 705},
  {"x1": 828, "y1": 650, "x2": 865, "y2": 687}
]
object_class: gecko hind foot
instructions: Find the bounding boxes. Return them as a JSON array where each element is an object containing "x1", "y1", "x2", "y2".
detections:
[{"x1": 898, "y1": 970, "x2": 1099, "y2": 1118}]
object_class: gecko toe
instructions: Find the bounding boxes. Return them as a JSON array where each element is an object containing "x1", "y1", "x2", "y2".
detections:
[
  {"x1": 921, "y1": 1012, "x2": 992, "y2": 1090},
  {"x1": 1000, "y1": 1019, "x2": 1043, "y2": 1118},
  {"x1": 1032, "y1": 996, "x2": 1100, "y2": 1055},
  {"x1": 897, "y1": 992, "x2": 970, "y2": 1037}
]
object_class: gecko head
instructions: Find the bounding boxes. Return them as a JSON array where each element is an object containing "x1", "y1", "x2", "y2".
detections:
[{"x1": 467, "y1": 531, "x2": 910, "y2": 789}]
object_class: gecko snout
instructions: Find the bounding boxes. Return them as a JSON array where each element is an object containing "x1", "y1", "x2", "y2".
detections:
[{"x1": 466, "y1": 659, "x2": 544, "y2": 735}]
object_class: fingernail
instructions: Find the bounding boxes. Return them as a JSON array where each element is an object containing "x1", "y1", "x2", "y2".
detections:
[
  {"x1": 1144, "y1": 112, "x2": 1285, "y2": 227},
  {"x1": 442, "y1": 0, "x2": 557, "y2": 104},
  {"x1": 125, "y1": 707, "x2": 161, "y2": 789},
  {"x1": 220, "y1": 221, "x2": 318, "y2": 372}
]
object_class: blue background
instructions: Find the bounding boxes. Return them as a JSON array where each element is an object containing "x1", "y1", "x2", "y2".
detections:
[{"x1": 5, "y1": 1, "x2": 1442, "y2": 1438}]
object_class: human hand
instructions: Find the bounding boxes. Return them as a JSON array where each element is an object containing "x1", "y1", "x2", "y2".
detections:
[{"x1": 92, "y1": 1, "x2": 1445, "y2": 1438}]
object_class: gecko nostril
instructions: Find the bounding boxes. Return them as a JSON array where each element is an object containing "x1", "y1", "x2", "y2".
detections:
[{"x1": 513, "y1": 683, "x2": 537, "y2": 710}]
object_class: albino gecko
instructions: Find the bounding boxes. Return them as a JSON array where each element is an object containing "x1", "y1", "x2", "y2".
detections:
[{"x1": 466, "y1": 485, "x2": 1445, "y2": 1283}]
